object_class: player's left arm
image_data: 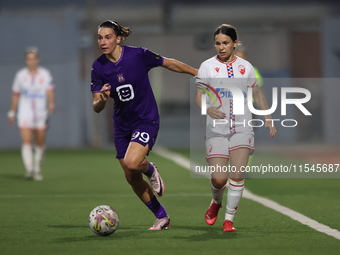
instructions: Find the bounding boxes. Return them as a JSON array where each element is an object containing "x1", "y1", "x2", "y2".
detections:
[
  {"x1": 161, "y1": 57, "x2": 198, "y2": 76},
  {"x1": 47, "y1": 88, "x2": 55, "y2": 114},
  {"x1": 252, "y1": 85, "x2": 277, "y2": 139}
]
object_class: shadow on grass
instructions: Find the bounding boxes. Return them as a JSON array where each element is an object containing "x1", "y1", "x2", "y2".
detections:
[
  {"x1": 53, "y1": 227, "x2": 142, "y2": 243},
  {"x1": 0, "y1": 173, "x2": 27, "y2": 181},
  {"x1": 52, "y1": 224, "x2": 238, "y2": 243},
  {"x1": 171, "y1": 225, "x2": 238, "y2": 241},
  {"x1": 48, "y1": 225, "x2": 89, "y2": 229}
]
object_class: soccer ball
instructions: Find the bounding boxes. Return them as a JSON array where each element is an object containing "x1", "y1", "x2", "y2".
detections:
[{"x1": 89, "y1": 205, "x2": 119, "y2": 236}]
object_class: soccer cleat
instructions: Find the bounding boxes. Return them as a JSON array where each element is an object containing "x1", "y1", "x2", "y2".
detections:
[
  {"x1": 205, "y1": 199, "x2": 222, "y2": 225},
  {"x1": 223, "y1": 220, "x2": 236, "y2": 232},
  {"x1": 148, "y1": 216, "x2": 171, "y2": 230},
  {"x1": 25, "y1": 171, "x2": 33, "y2": 180},
  {"x1": 33, "y1": 173, "x2": 43, "y2": 181},
  {"x1": 147, "y1": 162, "x2": 165, "y2": 197}
]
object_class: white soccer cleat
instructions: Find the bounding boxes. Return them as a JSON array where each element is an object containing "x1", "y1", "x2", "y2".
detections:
[
  {"x1": 33, "y1": 173, "x2": 43, "y2": 181},
  {"x1": 148, "y1": 216, "x2": 171, "y2": 230},
  {"x1": 147, "y1": 162, "x2": 165, "y2": 197}
]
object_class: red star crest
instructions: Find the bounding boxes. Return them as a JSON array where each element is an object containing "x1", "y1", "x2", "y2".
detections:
[{"x1": 238, "y1": 65, "x2": 245, "y2": 75}]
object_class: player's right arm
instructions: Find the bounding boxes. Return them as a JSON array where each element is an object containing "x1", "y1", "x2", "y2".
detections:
[
  {"x1": 8, "y1": 92, "x2": 20, "y2": 126},
  {"x1": 93, "y1": 84, "x2": 111, "y2": 113},
  {"x1": 194, "y1": 85, "x2": 205, "y2": 110},
  {"x1": 195, "y1": 85, "x2": 225, "y2": 119},
  {"x1": 195, "y1": 63, "x2": 225, "y2": 119},
  {"x1": 8, "y1": 72, "x2": 21, "y2": 126}
]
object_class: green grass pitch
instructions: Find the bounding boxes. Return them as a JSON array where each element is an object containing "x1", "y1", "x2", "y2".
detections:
[{"x1": 0, "y1": 149, "x2": 339, "y2": 255}]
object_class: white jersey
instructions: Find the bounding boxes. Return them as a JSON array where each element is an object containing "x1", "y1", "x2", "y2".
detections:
[
  {"x1": 12, "y1": 67, "x2": 54, "y2": 123},
  {"x1": 196, "y1": 55, "x2": 258, "y2": 139}
]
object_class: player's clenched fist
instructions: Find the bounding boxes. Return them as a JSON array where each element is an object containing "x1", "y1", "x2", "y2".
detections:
[{"x1": 100, "y1": 83, "x2": 111, "y2": 102}]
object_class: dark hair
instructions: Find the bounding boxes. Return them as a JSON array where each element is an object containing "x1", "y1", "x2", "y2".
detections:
[
  {"x1": 25, "y1": 46, "x2": 39, "y2": 58},
  {"x1": 214, "y1": 24, "x2": 238, "y2": 42},
  {"x1": 98, "y1": 20, "x2": 132, "y2": 41}
]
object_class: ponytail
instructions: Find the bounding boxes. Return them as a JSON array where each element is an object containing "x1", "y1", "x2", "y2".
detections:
[{"x1": 98, "y1": 20, "x2": 132, "y2": 41}]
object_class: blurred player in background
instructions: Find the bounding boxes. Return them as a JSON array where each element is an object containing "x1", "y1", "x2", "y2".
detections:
[
  {"x1": 195, "y1": 24, "x2": 276, "y2": 232},
  {"x1": 235, "y1": 45, "x2": 263, "y2": 167},
  {"x1": 8, "y1": 47, "x2": 55, "y2": 181},
  {"x1": 91, "y1": 20, "x2": 197, "y2": 230},
  {"x1": 235, "y1": 45, "x2": 263, "y2": 88}
]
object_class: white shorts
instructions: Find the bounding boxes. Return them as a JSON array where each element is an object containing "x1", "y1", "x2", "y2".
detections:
[
  {"x1": 18, "y1": 116, "x2": 48, "y2": 130},
  {"x1": 206, "y1": 133, "x2": 254, "y2": 160}
]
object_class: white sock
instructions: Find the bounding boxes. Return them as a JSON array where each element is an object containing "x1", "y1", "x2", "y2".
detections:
[
  {"x1": 34, "y1": 145, "x2": 45, "y2": 174},
  {"x1": 210, "y1": 180, "x2": 226, "y2": 205},
  {"x1": 21, "y1": 144, "x2": 33, "y2": 172},
  {"x1": 225, "y1": 179, "x2": 244, "y2": 222}
]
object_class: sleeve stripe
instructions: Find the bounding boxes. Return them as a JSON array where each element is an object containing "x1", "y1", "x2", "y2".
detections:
[{"x1": 250, "y1": 81, "x2": 257, "y2": 88}]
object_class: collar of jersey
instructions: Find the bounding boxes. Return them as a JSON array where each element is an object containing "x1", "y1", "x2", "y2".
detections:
[
  {"x1": 108, "y1": 46, "x2": 124, "y2": 65},
  {"x1": 215, "y1": 55, "x2": 238, "y2": 65}
]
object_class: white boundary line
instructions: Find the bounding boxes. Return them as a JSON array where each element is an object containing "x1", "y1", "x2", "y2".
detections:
[
  {"x1": 154, "y1": 146, "x2": 340, "y2": 240},
  {"x1": 0, "y1": 193, "x2": 211, "y2": 199}
]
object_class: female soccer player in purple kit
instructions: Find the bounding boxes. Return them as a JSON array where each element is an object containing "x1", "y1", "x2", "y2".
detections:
[{"x1": 91, "y1": 20, "x2": 198, "y2": 230}]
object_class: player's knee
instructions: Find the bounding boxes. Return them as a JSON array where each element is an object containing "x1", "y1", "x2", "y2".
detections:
[
  {"x1": 212, "y1": 178, "x2": 228, "y2": 189},
  {"x1": 124, "y1": 157, "x2": 140, "y2": 172}
]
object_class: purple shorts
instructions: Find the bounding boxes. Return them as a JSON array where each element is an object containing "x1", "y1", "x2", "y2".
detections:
[{"x1": 114, "y1": 120, "x2": 159, "y2": 159}]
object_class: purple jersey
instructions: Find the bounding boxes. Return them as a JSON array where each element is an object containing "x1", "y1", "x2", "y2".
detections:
[{"x1": 91, "y1": 46, "x2": 164, "y2": 131}]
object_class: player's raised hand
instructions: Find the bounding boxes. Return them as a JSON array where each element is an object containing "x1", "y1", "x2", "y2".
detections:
[
  {"x1": 207, "y1": 105, "x2": 226, "y2": 119},
  {"x1": 100, "y1": 83, "x2": 111, "y2": 102}
]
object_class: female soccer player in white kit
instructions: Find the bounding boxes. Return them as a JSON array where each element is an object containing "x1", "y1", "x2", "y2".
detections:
[
  {"x1": 8, "y1": 47, "x2": 55, "y2": 181},
  {"x1": 195, "y1": 24, "x2": 277, "y2": 231}
]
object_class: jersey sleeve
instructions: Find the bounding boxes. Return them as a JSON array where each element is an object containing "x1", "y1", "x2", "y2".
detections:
[
  {"x1": 141, "y1": 48, "x2": 164, "y2": 70},
  {"x1": 90, "y1": 62, "x2": 104, "y2": 93},
  {"x1": 196, "y1": 62, "x2": 210, "y2": 88},
  {"x1": 12, "y1": 72, "x2": 21, "y2": 93},
  {"x1": 247, "y1": 64, "x2": 258, "y2": 88},
  {"x1": 46, "y1": 70, "x2": 54, "y2": 90}
]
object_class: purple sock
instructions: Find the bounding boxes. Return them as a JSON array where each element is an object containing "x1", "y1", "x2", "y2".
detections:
[
  {"x1": 144, "y1": 162, "x2": 154, "y2": 177},
  {"x1": 145, "y1": 196, "x2": 168, "y2": 219}
]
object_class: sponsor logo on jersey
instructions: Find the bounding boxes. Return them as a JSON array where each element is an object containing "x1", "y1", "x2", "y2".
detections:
[
  {"x1": 238, "y1": 65, "x2": 245, "y2": 75},
  {"x1": 215, "y1": 88, "x2": 247, "y2": 99},
  {"x1": 215, "y1": 67, "x2": 220, "y2": 73},
  {"x1": 117, "y1": 73, "x2": 125, "y2": 83},
  {"x1": 23, "y1": 89, "x2": 45, "y2": 98},
  {"x1": 116, "y1": 84, "x2": 134, "y2": 102}
]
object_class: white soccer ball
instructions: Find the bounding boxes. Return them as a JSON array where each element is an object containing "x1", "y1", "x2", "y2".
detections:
[{"x1": 89, "y1": 205, "x2": 119, "y2": 236}]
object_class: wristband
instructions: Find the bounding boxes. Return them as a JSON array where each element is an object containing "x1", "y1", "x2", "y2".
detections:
[{"x1": 7, "y1": 110, "x2": 15, "y2": 118}]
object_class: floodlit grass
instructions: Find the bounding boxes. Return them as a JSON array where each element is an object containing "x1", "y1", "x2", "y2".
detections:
[{"x1": 0, "y1": 149, "x2": 339, "y2": 255}]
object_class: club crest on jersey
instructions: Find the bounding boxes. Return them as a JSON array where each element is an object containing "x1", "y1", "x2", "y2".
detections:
[
  {"x1": 215, "y1": 67, "x2": 220, "y2": 73},
  {"x1": 238, "y1": 65, "x2": 245, "y2": 75},
  {"x1": 117, "y1": 74, "x2": 125, "y2": 83},
  {"x1": 153, "y1": 53, "x2": 160, "y2": 59}
]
